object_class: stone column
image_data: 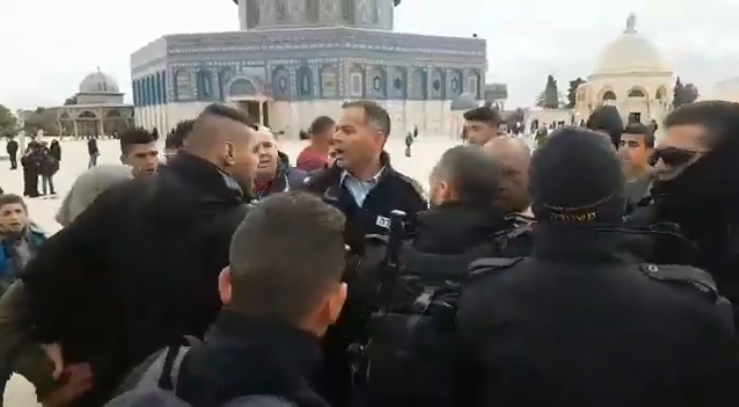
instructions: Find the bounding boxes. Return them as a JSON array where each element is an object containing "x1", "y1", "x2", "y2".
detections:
[
  {"x1": 258, "y1": 102, "x2": 265, "y2": 125},
  {"x1": 73, "y1": 121, "x2": 79, "y2": 139}
]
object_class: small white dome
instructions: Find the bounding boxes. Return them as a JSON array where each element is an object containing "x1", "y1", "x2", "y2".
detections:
[
  {"x1": 79, "y1": 69, "x2": 120, "y2": 94},
  {"x1": 593, "y1": 16, "x2": 670, "y2": 76},
  {"x1": 450, "y1": 93, "x2": 479, "y2": 111}
]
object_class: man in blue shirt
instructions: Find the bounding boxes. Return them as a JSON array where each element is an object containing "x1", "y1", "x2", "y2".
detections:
[
  {"x1": 302, "y1": 100, "x2": 427, "y2": 244},
  {"x1": 0, "y1": 194, "x2": 45, "y2": 292}
]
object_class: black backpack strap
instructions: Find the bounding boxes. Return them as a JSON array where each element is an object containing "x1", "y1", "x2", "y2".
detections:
[
  {"x1": 468, "y1": 257, "x2": 524, "y2": 277},
  {"x1": 158, "y1": 345, "x2": 183, "y2": 390}
]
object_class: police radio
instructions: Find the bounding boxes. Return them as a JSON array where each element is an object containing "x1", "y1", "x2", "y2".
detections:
[{"x1": 385, "y1": 210, "x2": 407, "y2": 269}]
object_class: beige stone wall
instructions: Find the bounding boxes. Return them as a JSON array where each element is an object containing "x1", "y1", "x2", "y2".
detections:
[{"x1": 141, "y1": 99, "x2": 468, "y2": 140}]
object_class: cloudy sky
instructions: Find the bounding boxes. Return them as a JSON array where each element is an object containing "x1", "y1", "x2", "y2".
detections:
[{"x1": 1, "y1": 0, "x2": 737, "y2": 110}]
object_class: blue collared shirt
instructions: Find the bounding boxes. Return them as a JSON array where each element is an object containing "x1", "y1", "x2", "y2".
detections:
[{"x1": 341, "y1": 168, "x2": 384, "y2": 207}]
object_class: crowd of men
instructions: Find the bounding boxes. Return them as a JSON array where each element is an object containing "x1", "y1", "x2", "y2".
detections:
[{"x1": 0, "y1": 99, "x2": 737, "y2": 407}]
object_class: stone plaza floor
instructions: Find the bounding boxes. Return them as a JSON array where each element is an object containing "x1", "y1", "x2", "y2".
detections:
[{"x1": 1, "y1": 134, "x2": 469, "y2": 406}]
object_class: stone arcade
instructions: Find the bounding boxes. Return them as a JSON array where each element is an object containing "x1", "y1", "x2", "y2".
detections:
[{"x1": 130, "y1": 0, "x2": 486, "y2": 138}]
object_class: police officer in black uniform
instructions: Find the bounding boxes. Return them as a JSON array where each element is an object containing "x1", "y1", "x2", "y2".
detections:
[
  {"x1": 457, "y1": 127, "x2": 738, "y2": 407},
  {"x1": 302, "y1": 101, "x2": 426, "y2": 247}
]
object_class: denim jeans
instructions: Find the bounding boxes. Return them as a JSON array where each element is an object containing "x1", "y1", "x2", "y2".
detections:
[
  {"x1": 88, "y1": 154, "x2": 98, "y2": 168},
  {"x1": 42, "y1": 175, "x2": 55, "y2": 195}
]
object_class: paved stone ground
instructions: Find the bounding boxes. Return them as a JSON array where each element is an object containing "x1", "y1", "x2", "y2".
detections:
[{"x1": 2, "y1": 134, "x2": 473, "y2": 406}]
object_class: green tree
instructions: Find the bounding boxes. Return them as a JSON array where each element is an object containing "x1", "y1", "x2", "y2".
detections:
[
  {"x1": 672, "y1": 77, "x2": 700, "y2": 108},
  {"x1": 0, "y1": 103, "x2": 17, "y2": 137},
  {"x1": 536, "y1": 75, "x2": 560, "y2": 109},
  {"x1": 566, "y1": 77, "x2": 586, "y2": 108}
]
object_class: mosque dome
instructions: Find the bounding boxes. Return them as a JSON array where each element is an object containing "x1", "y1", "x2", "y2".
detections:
[
  {"x1": 592, "y1": 14, "x2": 670, "y2": 76},
  {"x1": 79, "y1": 68, "x2": 120, "y2": 94},
  {"x1": 451, "y1": 93, "x2": 479, "y2": 111}
]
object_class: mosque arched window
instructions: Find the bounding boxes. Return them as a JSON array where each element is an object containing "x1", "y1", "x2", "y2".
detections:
[
  {"x1": 627, "y1": 88, "x2": 646, "y2": 98},
  {"x1": 601, "y1": 90, "x2": 617, "y2": 101}
]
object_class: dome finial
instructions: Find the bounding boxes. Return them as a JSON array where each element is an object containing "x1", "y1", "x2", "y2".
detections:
[{"x1": 625, "y1": 13, "x2": 637, "y2": 33}]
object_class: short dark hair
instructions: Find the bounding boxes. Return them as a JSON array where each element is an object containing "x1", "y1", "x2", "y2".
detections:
[
  {"x1": 586, "y1": 105, "x2": 623, "y2": 147},
  {"x1": 622, "y1": 123, "x2": 655, "y2": 148},
  {"x1": 342, "y1": 100, "x2": 391, "y2": 137},
  {"x1": 309, "y1": 116, "x2": 336, "y2": 135},
  {"x1": 433, "y1": 145, "x2": 501, "y2": 207},
  {"x1": 228, "y1": 191, "x2": 346, "y2": 324},
  {"x1": 119, "y1": 128, "x2": 156, "y2": 155},
  {"x1": 0, "y1": 194, "x2": 27, "y2": 212},
  {"x1": 200, "y1": 103, "x2": 259, "y2": 130},
  {"x1": 664, "y1": 101, "x2": 739, "y2": 148},
  {"x1": 166, "y1": 120, "x2": 194, "y2": 150},
  {"x1": 463, "y1": 106, "x2": 501, "y2": 126}
]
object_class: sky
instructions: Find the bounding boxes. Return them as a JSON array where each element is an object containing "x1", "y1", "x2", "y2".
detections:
[{"x1": 1, "y1": 0, "x2": 738, "y2": 110}]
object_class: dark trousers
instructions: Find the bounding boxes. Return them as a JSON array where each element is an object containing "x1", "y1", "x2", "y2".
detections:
[
  {"x1": 23, "y1": 168, "x2": 39, "y2": 197},
  {"x1": 8, "y1": 154, "x2": 16, "y2": 170},
  {"x1": 42, "y1": 175, "x2": 55, "y2": 195},
  {"x1": 88, "y1": 154, "x2": 98, "y2": 168}
]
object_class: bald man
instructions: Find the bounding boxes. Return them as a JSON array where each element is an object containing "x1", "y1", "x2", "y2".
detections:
[
  {"x1": 484, "y1": 136, "x2": 532, "y2": 215},
  {"x1": 252, "y1": 126, "x2": 307, "y2": 199}
]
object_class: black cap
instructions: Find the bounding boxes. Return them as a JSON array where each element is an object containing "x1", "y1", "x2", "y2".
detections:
[
  {"x1": 586, "y1": 105, "x2": 623, "y2": 148},
  {"x1": 531, "y1": 127, "x2": 625, "y2": 223}
]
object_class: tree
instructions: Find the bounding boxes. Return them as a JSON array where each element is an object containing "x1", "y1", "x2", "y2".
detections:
[
  {"x1": 566, "y1": 77, "x2": 586, "y2": 108},
  {"x1": 0, "y1": 104, "x2": 17, "y2": 137},
  {"x1": 63, "y1": 96, "x2": 78, "y2": 105},
  {"x1": 672, "y1": 78, "x2": 699, "y2": 109},
  {"x1": 536, "y1": 75, "x2": 560, "y2": 109},
  {"x1": 23, "y1": 107, "x2": 58, "y2": 136}
]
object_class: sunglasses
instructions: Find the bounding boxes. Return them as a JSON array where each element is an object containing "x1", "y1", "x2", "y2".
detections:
[{"x1": 652, "y1": 147, "x2": 704, "y2": 167}]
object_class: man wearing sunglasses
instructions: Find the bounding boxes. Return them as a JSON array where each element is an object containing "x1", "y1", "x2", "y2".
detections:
[{"x1": 629, "y1": 100, "x2": 739, "y2": 327}]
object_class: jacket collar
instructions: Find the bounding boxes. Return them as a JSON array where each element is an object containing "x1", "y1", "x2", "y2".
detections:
[
  {"x1": 255, "y1": 168, "x2": 290, "y2": 199},
  {"x1": 207, "y1": 309, "x2": 322, "y2": 377},
  {"x1": 531, "y1": 223, "x2": 652, "y2": 264},
  {"x1": 164, "y1": 153, "x2": 248, "y2": 204},
  {"x1": 324, "y1": 151, "x2": 392, "y2": 202}
]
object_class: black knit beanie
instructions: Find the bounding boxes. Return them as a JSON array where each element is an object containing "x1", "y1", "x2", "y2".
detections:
[{"x1": 531, "y1": 127, "x2": 625, "y2": 224}]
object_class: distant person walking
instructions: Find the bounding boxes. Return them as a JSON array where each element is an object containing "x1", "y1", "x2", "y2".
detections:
[
  {"x1": 49, "y1": 139, "x2": 61, "y2": 163},
  {"x1": 39, "y1": 144, "x2": 59, "y2": 197},
  {"x1": 87, "y1": 138, "x2": 99, "y2": 168},
  {"x1": 5, "y1": 137, "x2": 18, "y2": 170}
]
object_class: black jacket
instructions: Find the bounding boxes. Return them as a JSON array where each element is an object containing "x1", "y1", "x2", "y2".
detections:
[
  {"x1": 255, "y1": 166, "x2": 307, "y2": 199},
  {"x1": 20, "y1": 153, "x2": 251, "y2": 406},
  {"x1": 177, "y1": 310, "x2": 329, "y2": 407},
  {"x1": 412, "y1": 203, "x2": 532, "y2": 258},
  {"x1": 87, "y1": 139, "x2": 98, "y2": 155},
  {"x1": 302, "y1": 152, "x2": 427, "y2": 246},
  {"x1": 457, "y1": 223, "x2": 739, "y2": 407},
  {"x1": 6, "y1": 140, "x2": 18, "y2": 155}
]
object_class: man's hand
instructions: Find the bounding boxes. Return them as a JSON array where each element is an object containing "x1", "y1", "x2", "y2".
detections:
[
  {"x1": 40, "y1": 363, "x2": 94, "y2": 407},
  {"x1": 42, "y1": 343, "x2": 63, "y2": 380}
]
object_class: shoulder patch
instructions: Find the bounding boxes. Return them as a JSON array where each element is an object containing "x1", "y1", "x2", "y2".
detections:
[
  {"x1": 638, "y1": 263, "x2": 719, "y2": 298},
  {"x1": 469, "y1": 257, "x2": 524, "y2": 277}
]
